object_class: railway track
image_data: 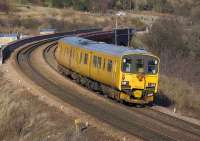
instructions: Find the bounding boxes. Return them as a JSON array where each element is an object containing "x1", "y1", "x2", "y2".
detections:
[
  {"x1": 43, "y1": 42, "x2": 200, "y2": 140},
  {"x1": 44, "y1": 43, "x2": 200, "y2": 138},
  {"x1": 12, "y1": 33, "x2": 200, "y2": 141}
]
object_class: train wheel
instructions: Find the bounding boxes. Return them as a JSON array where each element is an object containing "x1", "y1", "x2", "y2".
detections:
[{"x1": 114, "y1": 92, "x2": 121, "y2": 102}]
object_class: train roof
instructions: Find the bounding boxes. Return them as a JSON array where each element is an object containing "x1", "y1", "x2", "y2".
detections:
[{"x1": 60, "y1": 37, "x2": 150, "y2": 57}]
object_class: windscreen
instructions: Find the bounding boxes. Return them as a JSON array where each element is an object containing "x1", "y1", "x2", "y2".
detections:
[{"x1": 122, "y1": 55, "x2": 159, "y2": 74}]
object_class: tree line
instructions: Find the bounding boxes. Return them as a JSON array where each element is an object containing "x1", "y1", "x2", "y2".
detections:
[
  {"x1": 1, "y1": 0, "x2": 199, "y2": 16},
  {"x1": 13, "y1": 0, "x2": 173, "y2": 13}
]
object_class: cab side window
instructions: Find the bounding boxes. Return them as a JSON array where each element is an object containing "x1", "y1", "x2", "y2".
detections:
[
  {"x1": 122, "y1": 58, "x2": 132, "y2": 73},
  {"x1": 107, "y1": 60, "x2": 112, "y2": 72},
  {"x1": 147, "y1": 59, "x2": 158, "y2": 74}
]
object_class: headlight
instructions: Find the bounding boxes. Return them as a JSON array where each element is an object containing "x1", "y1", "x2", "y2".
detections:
[
  {"x1": 148, "y1": 83, "x2": 156, "y2": 87},
  {"x1": 121, "y1": 81, "x2": 129, "y2": 85}
]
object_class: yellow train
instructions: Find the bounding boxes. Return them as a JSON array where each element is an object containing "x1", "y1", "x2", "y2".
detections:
[{"x1": 56, "y1": 37, "x2": 160, "y2": 105}]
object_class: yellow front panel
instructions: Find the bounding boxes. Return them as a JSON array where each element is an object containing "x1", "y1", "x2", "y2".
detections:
[
  {"x1": 121, "y1": 73, "x2": 159, "y2": 92},
  {"x1": 122, "y1": 73, "x2": 145, "y2": 89},
  {"x1": 145, "y1": 75, "x2": 159, "y2": 93}
]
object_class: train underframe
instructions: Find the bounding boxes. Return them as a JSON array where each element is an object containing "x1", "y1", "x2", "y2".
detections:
[{"x1": 58, "y1": 64, "x2": 155, "y2": 106}]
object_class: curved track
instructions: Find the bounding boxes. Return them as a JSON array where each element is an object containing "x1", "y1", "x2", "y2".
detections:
[{"x1": 15, "y1": 36, "x2": 200, "y2": 141}]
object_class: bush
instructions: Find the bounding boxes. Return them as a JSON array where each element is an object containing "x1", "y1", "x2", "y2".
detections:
[
  {"x1": 131, "y1": 35, "x2": 146, "y2": 49},
  {"x1": 144, "y1": 18, "x2": 188, "y2": 57},
  {"x1": 46, "y1": 18, "x2": 65, "y2": 31},
  {"x1": 159, "y1": 75, "x2": 200, "y2": 118},
  {"x1": 0, "y1": 0, "x2": 12, "y2": 13},
  {"x1": 144, "y1": 17, "x2": 200, "y2": 85},
  {"x1": 20, "y1": 18, "x2": 41, "y2": 29},
  {"x1": 190, "y1": 6, "x2": 200, "y2": 23}
]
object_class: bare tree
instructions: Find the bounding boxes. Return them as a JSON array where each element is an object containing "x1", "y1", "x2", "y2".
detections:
[
  {"x1": 143, "y1": 17, "x2": 200, "y2": 85},
  {"x1": 89, "y1": 0, "x2": 113, "y2": 13}
]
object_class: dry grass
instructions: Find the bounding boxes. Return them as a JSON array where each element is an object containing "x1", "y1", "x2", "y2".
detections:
[
  {"x1": 158, "y1": 75, "x2": 200, "y2": 119},
  {"x1": 0, "y1": 5, "x2": 145, "y2": 35},
  {"x1": 0, "y1": 69, "x2": 117, "y2": 141}
]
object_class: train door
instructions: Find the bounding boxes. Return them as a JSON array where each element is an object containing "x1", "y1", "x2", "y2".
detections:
[
  {"x1": 79, "y1": 50, "x2": 90, "y2": 77},
  {"x1": 104, "y1": 58, "x2": 114, "y2": 86},
  {"x1": 75, "y1": 48, "x2": 79, "y2": 69},
  {"x1": 69, "y1": 47, "x2": 72, "y2": 68},
  {"x1": 64, "y1": 46, "x2": 69, "y2": 67},
  {"x1": 88, "y1": 51, "x2": 92, "y2": 78},
  {"x1": 112, "y1": 60, "x2": 117, "y2": 86},
  {"x1": 91, "y1": 54, "x2": 98, "y2": 80},
  {"x1": 69, "y1": 47, "x2": 76, "y2": 70},
  {"x1": 90, "y1": 53, "x2": 101, "y2": 81},
  {"x1": 77, "y1": 50, "x2": 82, "y2": 74},
  {"x1": 96, "y1": 56, "x2": 102, "y2": 81},
  {"x1": 83, "y1": 51, "x2": 90, "y2": 77}
]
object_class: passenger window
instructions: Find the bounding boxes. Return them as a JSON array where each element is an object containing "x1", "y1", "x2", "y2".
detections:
[
  {"x1": 84, "y1": 53, "x2": 88, "y2": 64},
  {"x1": 93, "y1": 56, "x2": 102, "y2": 68},
  {"x1": 103, "y1": 59, "x2": 106, "y2": 70},
  {"x1": 80, "y1": 52, "x2": 83, "y2": 64},
  {"x1": 93, "y1": 56, "x2": 97, "y2": 67},
  {"x1": 97, "y1": 57, "x2": 101, "y2": 68},
  {"x1": 107, "y1": 60, "x2": 112, "y2": 72}
]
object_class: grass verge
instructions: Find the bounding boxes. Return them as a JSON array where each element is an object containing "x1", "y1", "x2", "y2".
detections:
[
  {"x1": 0, "y1": 69, "x2": 117, "y2": 141},
  {"x1": 157, "y1": 75, "x2": 200, "y2": 119}
]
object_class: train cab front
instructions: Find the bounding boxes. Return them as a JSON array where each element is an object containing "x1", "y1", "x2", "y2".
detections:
[{"x1": 120, "y1": 54, "x2": 159, "y2": 105}]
